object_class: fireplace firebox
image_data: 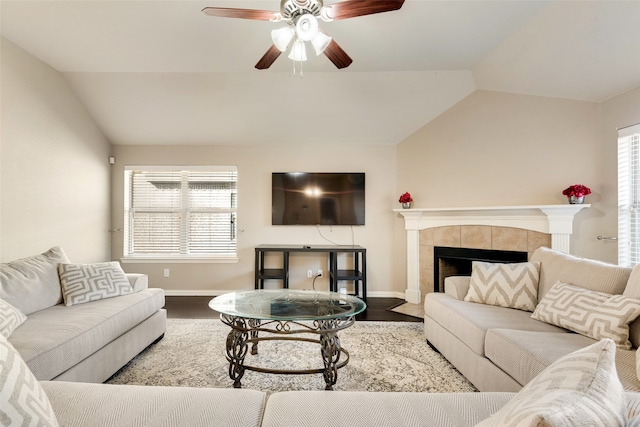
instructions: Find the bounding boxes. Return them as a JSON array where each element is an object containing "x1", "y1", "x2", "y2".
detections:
[{"x1": 434, "y1": 246, "x2": 528, "y2": 293}]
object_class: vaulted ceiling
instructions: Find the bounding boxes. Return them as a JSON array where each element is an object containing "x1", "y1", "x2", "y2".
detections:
[{"x1": 2, "y1": 0, "x2": 639, "y2": 146}]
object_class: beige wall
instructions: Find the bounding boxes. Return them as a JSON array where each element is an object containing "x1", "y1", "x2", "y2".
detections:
[
  {"x1": 111, "y1": 144, "x2": 399, "y2": 296},
  {"x1": 0, "y1": 38, "x2": 111, "y2": 263},
  {"x1": 395, "y1": 89, "x2": 640, "y2": 276}
]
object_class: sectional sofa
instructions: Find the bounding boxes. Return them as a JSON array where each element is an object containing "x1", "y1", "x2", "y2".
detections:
[
  {"x1": 3, "y1": 246, "x2": 640, "y2": 426},
  {"x1": 0, "y1": 246, "x2": 166, "y2": 382},
  {"x1": 425, "y1": 246, "x2": 640, "y2": 393}
]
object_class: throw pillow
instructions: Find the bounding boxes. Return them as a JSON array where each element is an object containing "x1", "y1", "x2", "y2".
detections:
[
  {"x1": 0, "y1": 247, "x2": 70, "y2": 315},
  {"x1": 0, "y1": 299, "x2": 27, "y2": 339},
  {"x1": 464, "y1": 261, "x2": 540, "y2": 312},
  {"x1": 58, "y1": 262, "x2": 133, "y2": 306},
  {"x1": 531, "y1": 281, "x2": 640, "y2": 349},
  {"x1": 0, "y1": 333, "x2": 59, "y2": 427},
  {"x1": 476, "y1": 339, "x2": 625, "y2": 427}
]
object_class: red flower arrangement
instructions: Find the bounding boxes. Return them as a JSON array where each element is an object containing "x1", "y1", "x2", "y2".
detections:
[
  {"x1": 399, "y1": 192, "x2": 413, "y2": 203},
  {"x1": 562, "y1": 184, "x2": 591, "y2": 198}
]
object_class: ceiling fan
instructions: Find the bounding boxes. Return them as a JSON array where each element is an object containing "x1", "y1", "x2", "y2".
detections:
[{"x1": 202, "y1": 0, "x2": 405, "y2": 70}]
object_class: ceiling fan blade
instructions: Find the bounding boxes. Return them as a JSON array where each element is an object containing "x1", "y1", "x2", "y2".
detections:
[
  {"x1": 201, "y1": 7, "x2": 279, "y2": 21},
  {"x1": 255, "y1": 45, "x2": 283, "y2": 70},
  {"x1": 324, "y1": 0, "x2": 405, "y2": 20},
  {"x1": 323, "y1": 40, "x2": 353, "y2": 69}
]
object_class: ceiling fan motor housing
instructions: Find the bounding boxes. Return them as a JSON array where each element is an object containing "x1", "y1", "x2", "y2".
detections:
[{"x1": 280, "y1": 0, "x2": 325, "y2": 20}]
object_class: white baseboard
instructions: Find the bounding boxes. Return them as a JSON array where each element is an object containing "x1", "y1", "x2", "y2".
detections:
[{"x1": 163, "y1": 289, "x2": 407, "y2": 299}]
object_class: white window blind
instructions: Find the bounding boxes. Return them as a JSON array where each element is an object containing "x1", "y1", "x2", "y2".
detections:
[
  {"x1": 618, "y1": 124, "x2": 640, "y2": 267},
  {"x1": 124, "y1": 166, "x2": 237, "y2": 260}
]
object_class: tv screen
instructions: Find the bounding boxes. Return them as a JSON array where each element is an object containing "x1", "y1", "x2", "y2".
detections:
[{"x1": 272, "y1": 172, "x2": 365, "y2": 225}]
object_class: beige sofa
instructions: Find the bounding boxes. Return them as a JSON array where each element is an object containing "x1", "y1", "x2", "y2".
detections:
[
  {"x1": 0, "y1": 247, "x2": 166, "y2": 382},
  {"x1": 425, "y1": 246, "x2": 640, "y2": 392},
  {"x1": 5, "y1": 246, "x2": 640, "y2": 426}
]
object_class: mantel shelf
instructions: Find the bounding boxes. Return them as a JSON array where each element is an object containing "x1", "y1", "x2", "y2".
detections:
[{"x1": 393, "y1": 204, "x2": 590, "y2": 216}]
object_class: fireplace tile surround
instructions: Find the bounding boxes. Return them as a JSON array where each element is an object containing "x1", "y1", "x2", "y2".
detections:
[
  {"x1": 395, "y1": 205, "x2": 590, "y2": 304},
  {"x1": 422, "y1": 225, "x2": 550, "y2": 296}
]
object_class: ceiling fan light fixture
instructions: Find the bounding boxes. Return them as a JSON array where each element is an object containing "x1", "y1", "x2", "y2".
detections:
[
  {"x1": 311, "y1": 31, "x2": 332, "y2": 55},
  {"x1": 271, "y1": 26, "x2": 295, "y2": 52},
  {"x1": 288, "y1": 40, "x2": 308, "y2": 62},
  {"x1": 295, "y1": 14, "x2": 318, "y2": 41}
]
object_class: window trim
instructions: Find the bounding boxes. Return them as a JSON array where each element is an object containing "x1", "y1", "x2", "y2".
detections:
[
  {"x1": 618, "y1": 124, "x2": 640, "y2": 267},
  {"x1": 122, "y1": 165, "x2": 238, "y2": 263}
]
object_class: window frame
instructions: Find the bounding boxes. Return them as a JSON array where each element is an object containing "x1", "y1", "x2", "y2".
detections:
[
  {"x1": 121, "y1": 165, "x2": 238, "y2": 264},
  {"x1": 618, "y1": 124, "x2": 640, "y2": 267}
]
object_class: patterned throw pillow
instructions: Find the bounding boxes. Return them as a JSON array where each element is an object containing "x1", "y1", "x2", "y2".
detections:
[
  {"x1": 0, "y1": 299, "x2": 27, "y2": 339},
  {"x1": 58, "y1": 262, "x2": 133, "y2": 306},
  {"x1": 0, "y1": 334, "x2": 59, "y2": 427},
  {"x1": 464, "y1": 261, "x2": 540, "y2": 312},
  {"x1": 476, "y1": 339, "x2": 625, "y2": 427},
  {"x1": 531, "y1": 281, "x2": 640, "y2": 349}
]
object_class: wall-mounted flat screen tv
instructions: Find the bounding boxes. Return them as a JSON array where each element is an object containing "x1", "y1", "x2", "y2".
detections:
[{"x1": 272, "y1": 172, "x2": 365, "y2": 225}]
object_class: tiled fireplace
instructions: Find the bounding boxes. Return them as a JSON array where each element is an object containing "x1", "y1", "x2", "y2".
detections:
[
  {"x1": 433, "y1": 245, "x2": 530, "y2": 293},
  {"x1": 395, "y1": 205, "x2": 589, "y2": 304}
]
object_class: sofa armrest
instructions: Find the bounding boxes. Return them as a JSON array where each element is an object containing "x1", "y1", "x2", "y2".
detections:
[
  {"x1": 127, "y1": 274, "x2": 148, "y2": 292},
  {"x1": 444, "y1": 276, "x2": 471, "y2": 300}
]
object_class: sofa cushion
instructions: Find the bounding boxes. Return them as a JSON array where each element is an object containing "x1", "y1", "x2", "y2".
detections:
[
  {"x1": 0, "y1": 298, "x2": 27, "y2": 338},
  {"x1": 464, "y1": 261, "x2": 539, "y2": 312},
  {"x1": 262, "y1": 390, "x2": 515, "y2": 427},
  {"x1": 624, "y1": 264, "x2": 640, "y2": 349},
  {"x1": 425, "y1": 293, "x2": 568, "y2": 357},
  {"x1": 58, "y1": 262, "x2": 133, "y2": 306},
  {"x1": 485, "y1": 329, "x2": 597, "y2": 387},
  {"x1": 42, "y1": 381, "x2": 265, "y2": 427},
  {"x1": 0, "y1": 247, "x2": 69, "y2": 315},
  {"x1": 0, "y1": 334, "x2": 59, "y2": 427},
  {"x1": 531, "y1": 281, "x2": 640, "y2": 349},
  {"x1": 530, "y1": 246, "x2": 632, "y2": 300},
  {"x1": 8, "y1": 288, "x2": 164, "y2": 380},
  {"x1": 476, "y1": 339, "x2": 626, "y2": 427},
  {"x1": 616, "y1": 347, "x2": 640, "y2": 392}
]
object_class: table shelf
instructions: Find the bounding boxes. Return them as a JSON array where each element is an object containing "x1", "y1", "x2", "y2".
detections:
[{"x1": 255, "y1": 245, "x2": 366, "y2": 300}]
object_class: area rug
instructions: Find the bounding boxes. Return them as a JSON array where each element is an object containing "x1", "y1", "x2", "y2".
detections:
[{"x1": 107, "y1": 319, "x2": 476, "y2": 394}]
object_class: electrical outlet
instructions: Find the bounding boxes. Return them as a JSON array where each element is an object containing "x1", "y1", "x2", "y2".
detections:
[
  {"x1": 163, "y1": 268, "x2": 170, "y2": 278},
  {"x1": 317, "y1": 269, "x2": 323, "y2": 278},
  {"x1": 307, "y1": 269, "x2": 313, "y2": 278}
]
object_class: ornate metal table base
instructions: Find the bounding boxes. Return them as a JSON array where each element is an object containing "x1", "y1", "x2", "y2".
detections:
[{"x1": 221, "y1": 314, "x2": 354, "y2": 390}]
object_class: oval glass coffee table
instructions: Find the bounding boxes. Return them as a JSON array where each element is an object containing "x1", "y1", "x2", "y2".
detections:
[{"x1": 209, "y1": 289, "x2": 366, "y2": 390}]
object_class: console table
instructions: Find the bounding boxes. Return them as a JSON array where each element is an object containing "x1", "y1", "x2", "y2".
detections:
[{"x1": 254, "y1": 245, "x2": 367, "y2": 299}]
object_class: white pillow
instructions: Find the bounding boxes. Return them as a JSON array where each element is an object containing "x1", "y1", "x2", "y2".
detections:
[
  {"x1": 58, "y1": 262, "x2": 133, "y2": 306},
  {"x1": 0, "y1": 333, "x2": 59, "y2": 426},
  {"x1": 531, "y1": 281, "x2": 640, "y2": 349},
  {"x1": 476, "y1": 339, "x2": 625, "y2": 427},
  {"x1": 0, "y1": 298, "x2": 27, "y2": 338},
  {"x1": 464, "y1": 261, "x2": 540, "y2": 312}
]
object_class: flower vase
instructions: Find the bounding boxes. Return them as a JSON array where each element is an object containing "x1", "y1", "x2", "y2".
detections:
[
  {"x1": 568, "y1": 195, "x2": 585, "y2": 204},
  {"x1": 401, "y1": 202, "x2": 412, "y2": 209}
]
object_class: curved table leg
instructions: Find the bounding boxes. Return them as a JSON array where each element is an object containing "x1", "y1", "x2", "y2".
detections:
[
  {"x1": 319, "y1": 320, "x2": 342, "y2": 390},
  {"x1": 249, "y1": 319, "x2": 261, "y2": 355},
  {"x1": 226, "y1": 318, "x2": 249, "y2": 388}
]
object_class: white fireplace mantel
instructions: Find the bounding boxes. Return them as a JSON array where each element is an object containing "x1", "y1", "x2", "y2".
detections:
[{"x1": 393, "y1": 204, "x2": 590, "y2": 304}]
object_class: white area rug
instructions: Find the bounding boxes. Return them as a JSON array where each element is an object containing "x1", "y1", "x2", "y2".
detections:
[{"x1": 107, "y1": 319, "x2": 476, "y2": 394}]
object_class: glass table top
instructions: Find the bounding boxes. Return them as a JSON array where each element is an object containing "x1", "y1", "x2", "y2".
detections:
[{"x1": 209, "y1": 290, "x2": 367, "y2": 321}]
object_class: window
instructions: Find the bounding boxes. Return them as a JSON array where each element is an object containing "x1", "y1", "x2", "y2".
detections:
[
  {"x1": 618, "y1": 124, "x2": 640, "y2": 267},
  {"x1": 123, "y1": 166, "x2": 237, "y2": 262}
]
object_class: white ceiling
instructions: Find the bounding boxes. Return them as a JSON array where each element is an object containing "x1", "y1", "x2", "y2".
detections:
[{"x1": 2, "y1": 0, "x2": 639, "y2": 146}]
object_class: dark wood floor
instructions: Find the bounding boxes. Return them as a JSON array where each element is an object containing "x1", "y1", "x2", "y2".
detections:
[{"x1": 164, "y1": 296, "x2": 422, "y2": 322}]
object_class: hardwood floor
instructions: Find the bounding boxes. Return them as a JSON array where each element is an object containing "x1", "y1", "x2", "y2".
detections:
[{"x1": 164, "y1": 296, "x2": 422, "y2": 322}]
